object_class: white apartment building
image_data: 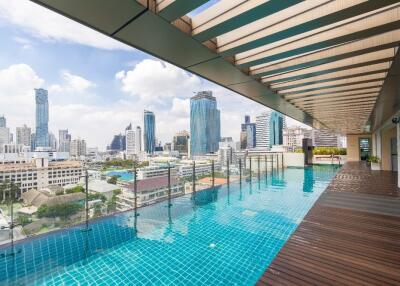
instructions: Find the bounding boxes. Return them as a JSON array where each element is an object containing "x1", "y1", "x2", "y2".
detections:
[
  {"x1": 177, "y1": 160, "x2": 220, "y2": 177},
  {"x1": 137, "y1": 165, "x2": 177, "y2": 180},
  {"x1": 283, "y1": 127, "x2": 308, "y2": 151},
  {"x1": 304, "y1": 129, "x2": 342, "y2": 147},
  {"x1": 218, "y1": 138, "x2": 237, "y2": 166},
  {"x1": 0, "y1": 158, "x2": 83, "y2": 194},
  {"x1": 16, "y1": 125, "x2": 31, "y2": 147},
  {"x1": 126, "y1": 129, "x2": 136, "y2": 155},
  {"x1": 70, "y1": 138, "x2": 87, "y2": 158},
  {"x1": 0, "y1": 127, "x2": 10, "y2": 147},
  {"x1": 256, "y1": 112, "x2": 271, "y2": 149}
]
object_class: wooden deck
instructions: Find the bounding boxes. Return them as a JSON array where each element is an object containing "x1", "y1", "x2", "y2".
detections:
[{"x1": 258, "y1": 162, "x2": 400, "y2": 286}]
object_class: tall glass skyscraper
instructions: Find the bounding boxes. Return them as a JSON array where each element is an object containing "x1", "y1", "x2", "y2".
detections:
[
  {"x1": 0, "y1": 115, "x2": 6, "y2": 128},
  {"x1": 35, "y1": 88, "x2": 49, "y2": 148},
  {"x1": 190, "y1": 91, "x2": 220, "y2": 156},
  {"x1": 269, "y1": 111, "x2": 286, "y2": 147},
  {"x1": 143, "y1": 110, "x2": 155, "y2": 154}
]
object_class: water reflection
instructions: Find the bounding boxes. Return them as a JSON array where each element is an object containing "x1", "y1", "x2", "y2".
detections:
[{"x1": 303, "y1": 167, "x2": 314, "y2": 194}]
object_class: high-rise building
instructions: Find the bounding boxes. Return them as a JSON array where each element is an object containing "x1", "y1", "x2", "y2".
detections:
[
  {"x1": 269, "y1": 111, "x2": 286, "y2": 146},
  {"x1": 283, "y1": 127, "x2": 308, "y2": 151},
  {"x1": 190, "y1": 91, "x2": 220, "y2": 156},
  {"x1": 240, "y1": 115, "x2": 256, "y2": 149},
  {"x1": 0, "y1": 115, "x2": 6, "y2": 128},
  {"x1": 143, "y1": 110, "x2": 156, "y2": 154},
  {"x1": 0, "y1": 115, "x2": 10, "y2": 148},
  {"x1": 49, "y1": 132, "x2": 57, "y2": 151},
  {"x1": 256, "y1": 112, "x2": 271, "y2": 149},
  {"x1": 256, "y1": 111, "x2": 286, "y2": 149},
  {"x1": 108, "y1": 134, "x2": 125, "y2": 151},
  {"x1": 304, "y1": 129, "x2": 342, "y2": 147},
  {"x1": 173, "y1": 130, "x2": 189, "y2": 155},
  {"x1": 58, "y1": 129, "x2": 71, "y2": 152},
  {"x1": 16, "y1": 125, "x2": 31, "y2": 147},
  {"x1": 126, "y1": 129, "x2": 137, "y2": 156},
  {"x1": 70, "y1": 138, "x2": 87, "y2": 158},
  {"x1": 35, "y1": 88, "x2": 49, "y2": 148},
  {"x1": 135, "y1": 126, "x2": 142, "y2": 154}
]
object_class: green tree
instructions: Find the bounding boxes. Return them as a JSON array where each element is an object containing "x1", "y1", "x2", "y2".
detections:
[
  {"x1": 93, "y1": 204, "x2": 102, "y2": 218},
  {"x1": 16, "y1": 214, "x2": 31, "y2": 226},
  {"x1": 37, "y1": 202, "x2": 83, "y2": 220},
  {"x1": 107, "y1": 175, "x2": 119, "y2": 185},
  {"x1": 65, "y1": 186, "x2": 85, "y2": 194}
]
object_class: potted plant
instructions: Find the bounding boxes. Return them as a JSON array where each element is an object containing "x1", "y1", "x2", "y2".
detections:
[{"x1": 368, "y1": 156, "x2": 381, "y2": 170}]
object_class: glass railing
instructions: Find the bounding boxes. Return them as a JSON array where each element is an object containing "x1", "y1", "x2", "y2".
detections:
[{"x1": 0, "y1": 154, "x2": 286, "y2": 247}]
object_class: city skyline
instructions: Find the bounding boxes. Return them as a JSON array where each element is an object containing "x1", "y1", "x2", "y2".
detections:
[{"x1": 0, "y1": 1, "x2": 307, "y2": 151}]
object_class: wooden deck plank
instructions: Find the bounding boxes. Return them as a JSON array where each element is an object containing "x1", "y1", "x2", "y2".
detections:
[{"x1": 258, "y1": 162, "x2": 400, "y2": 285}]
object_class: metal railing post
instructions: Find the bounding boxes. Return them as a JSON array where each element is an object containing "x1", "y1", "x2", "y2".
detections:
[
  {"x1": 212, "y1": 160, "x2": 215, "y2": 187},
  {"x1": 281, "y1": 153, "x2": 284, "y2": 171},
  {"x1": 227, "y1": 158, "x2": 230, "y2": 185},
  {"x1": 85, "y1": 170, "x2": 89, "y2": 231},
  {"x1": 192, "y1": 161, "x2": 196, "y2": 194},
  {"x1": 258, "y1": 156, "x2": 261, "y2": 181},
  {"x1": 239, "y1": 158, "x2": 242, "y2": 185},
  {"x1": 167, "y1": 162, "x2": 172, "y2": 207},
  {"x1": 249, "y1": 156, "x2": 252, "y2": 180},
  {"x1": 271, "y1": 154, "x2": 274, "y2": 173},
  {"x1": 134, "y1": 164, "x2": 138, "y2": 213}
]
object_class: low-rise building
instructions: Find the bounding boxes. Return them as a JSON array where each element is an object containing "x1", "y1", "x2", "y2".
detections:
[
  {"x1": 177, "y1": 160, "x2": 220, "y2": 178},
  {"x1": 116, "y1": 176, "x2": 184, "y2": 211},
  {"x1": 88, "y1": 180, "x2": 120, "y2": 200},
  {"x1": 0, "y1": 158, "x2": 83, "y2": 194}
]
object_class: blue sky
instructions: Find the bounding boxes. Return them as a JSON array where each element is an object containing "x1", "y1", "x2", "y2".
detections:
[{"x1": 0, "y1": 0, "x2": 304, "y2": 150}]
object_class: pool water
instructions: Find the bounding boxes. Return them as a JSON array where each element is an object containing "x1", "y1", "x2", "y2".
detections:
[
  {"x1": 0, "y1": 165, "x2": 339, "y2": 285},
  {"x1": 105, "y1": 170, "x2": 134, "y2": 181}
]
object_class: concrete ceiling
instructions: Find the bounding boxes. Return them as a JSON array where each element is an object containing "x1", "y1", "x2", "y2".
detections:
[{"x1": 31, "y1": 0, "x2": 400, "y2": 134}]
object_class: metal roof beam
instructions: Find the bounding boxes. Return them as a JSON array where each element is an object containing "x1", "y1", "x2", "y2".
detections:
[
  {"x1": 270, "y1": 62, "x2": 391, "y2": 90},
  {"x1": 247, "y1": 30, "x2": 400, "y2": 76},
  {"x1": 219, "y1": 1, "x2": 400, "y2": 56},
  {"x1": 192, "y1": 0, "x2": 302, "y2": 42},
  {"x1": 262, "y1": 49, "x2": 395, "y2": 84},
  {"x1": 157, "y1": 0, "x2": 210, "y2": 22}
]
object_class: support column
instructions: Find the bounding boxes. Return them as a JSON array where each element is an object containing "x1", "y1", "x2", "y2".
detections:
[{"x1": 397, "y1": 122, "x2": 400, "y2": 188}]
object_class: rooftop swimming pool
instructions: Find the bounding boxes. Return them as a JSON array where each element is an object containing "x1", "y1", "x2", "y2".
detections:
[
  {"x1": 0, "y1": 165, "x2": 339, "y2": 285},
  {"x1": 105, "y1": 170, "x2": 134, "y2": 181}
]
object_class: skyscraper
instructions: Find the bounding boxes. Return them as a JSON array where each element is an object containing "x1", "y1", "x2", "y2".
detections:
[
  {"x1": 190, "y1": 91, "x2": 220, "y2": 156},
  {"x1": 70, "y1": 138, "x2": 87, "y2": 158},
  {"x1": 143, "y1": 110, "x2": 155, "y2": 154},
  {"x1": 135, "y1": 126, "x2": 142, "y2": 154},
  {"x1": 256, "y1": 112, "x2": 271, "y2": 149},
  {"x1": 108, "y1": 134, "x2": 125, "y2": 151},
  {"x1": 256, "y1": 111, "x2": 286, "y2": 149},
  {"x1": 59, "y1": 129, "x2": 71, "y2": 152},
  {"x1": 240, "y1": 115, "x2": 256, "y2": 149},
  {"x1": 16, "y1": 125, "x2": 31, "y2": 147},
  {"x1": 125, "y1": 123, "x2": 142, "y2": 156},
  {"x1": 49, "y1": 132, "x2": 58, "y2": 151},
  {"x1": 0, "y1": 115, "x2": 10, "y2": 147},
  {"x1": 0, "y1": 115, "x2": 6, "y2": 128},
  {"x1": 173, "y1": 130, "x2": 189, "y2": 156},
  {"x1": 269, "y1": 111, "x2": 286, "y2": 146},
  {"x1": 35, "y1": 88, "x2": 49, "y2": 148}
]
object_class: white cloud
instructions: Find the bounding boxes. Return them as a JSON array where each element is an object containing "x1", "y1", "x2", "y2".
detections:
[
  {"x1": 49, "y1": 71, "x2": 96, "y2": 93},
  {"x1": 0, "y1": 64, "x2": 43, "y2": 130},
  {"x1": 0, "y1": 0, "x2": 131, "y2": 51},
  {"x1": 116, "y1": 59, "x2": 201, "y2": 103},
  {"x1": 13, "y1": 36, "x2": 33, "y2": 50},
  {"x1": 0, "y1": 61, "x2": 308, "y2": 151}
]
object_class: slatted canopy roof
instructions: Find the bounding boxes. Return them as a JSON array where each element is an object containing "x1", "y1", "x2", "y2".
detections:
[{"x1": 31, "y1": 0, "x2": 400, "y2": 134}]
